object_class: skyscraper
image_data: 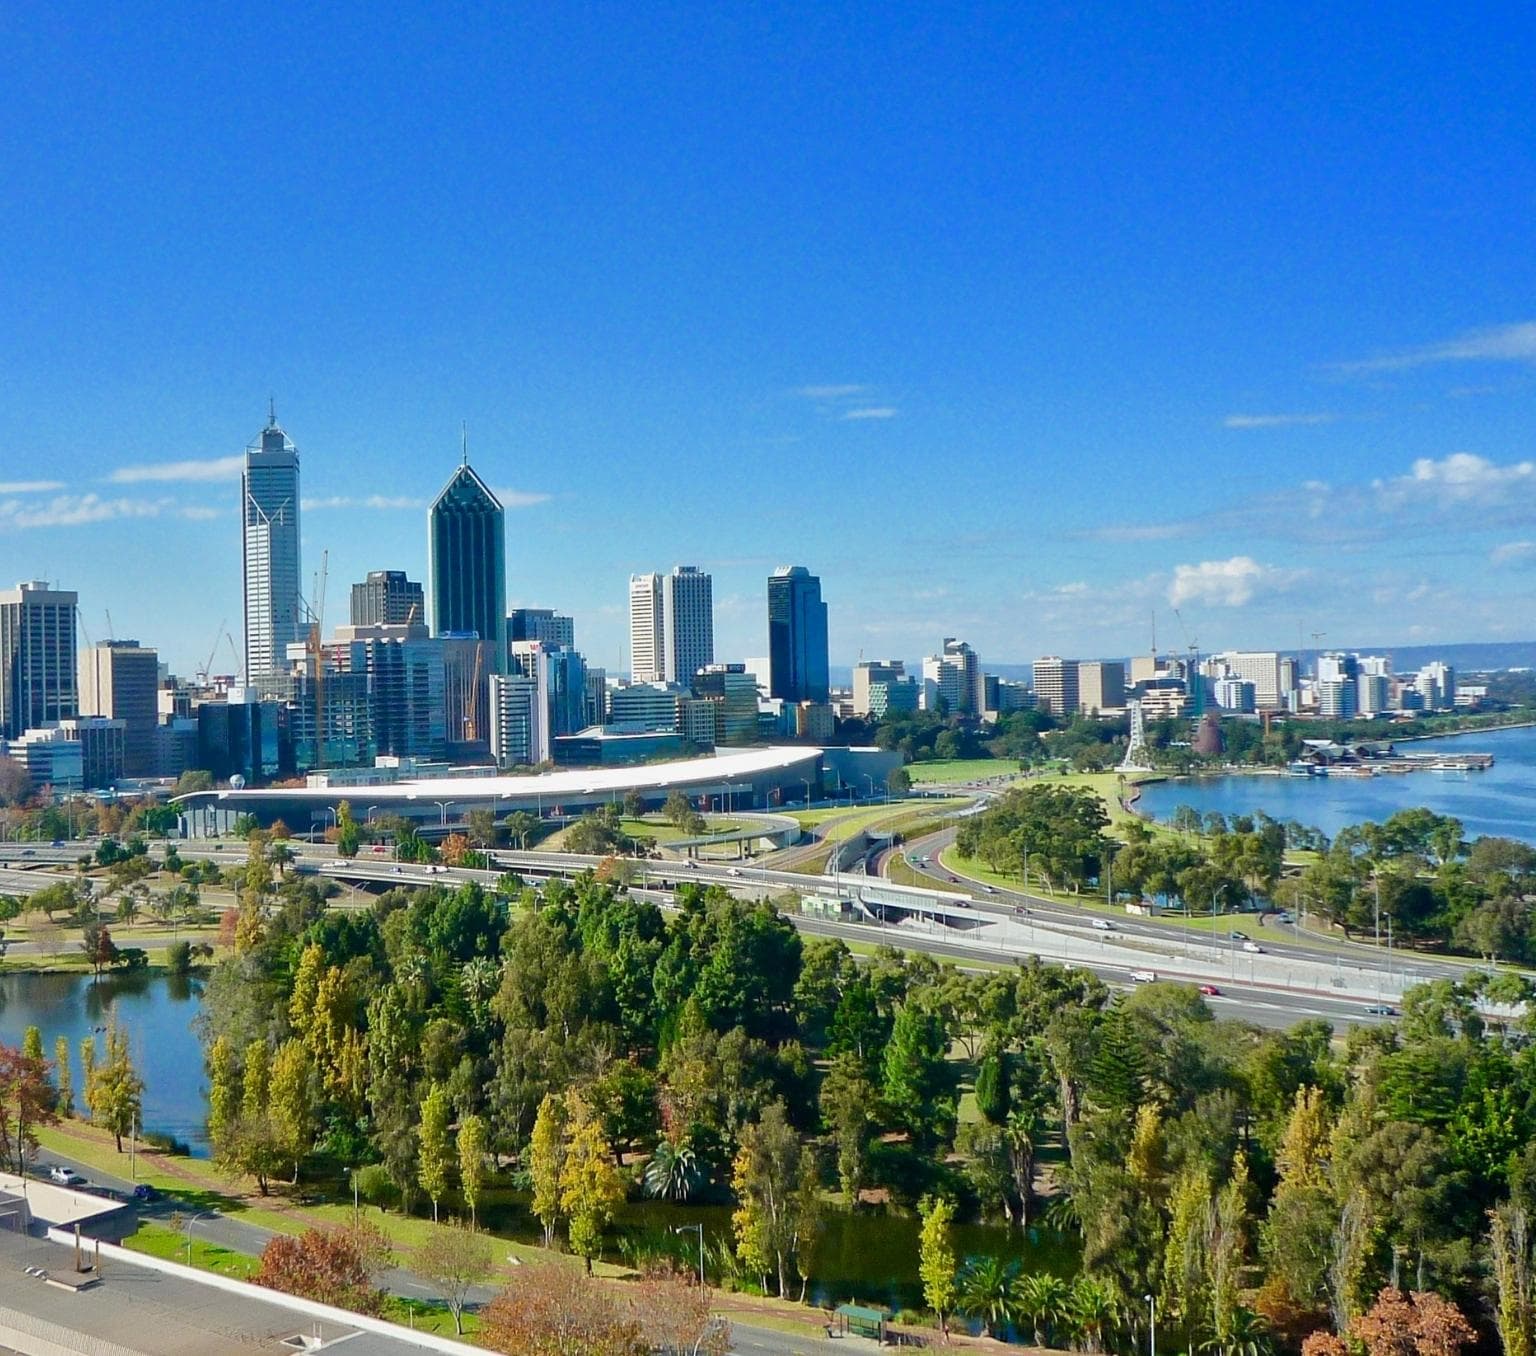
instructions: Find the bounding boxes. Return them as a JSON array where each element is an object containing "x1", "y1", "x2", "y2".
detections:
[
  {"x1": 350, "y1": 570, "x2": 424, "y2": 627},
  {"x1": 767, "y1": 566, "x2": 829, "y2": 703},
  {"x1": 243, "y1": 411, "x2": 303, "y2": 694},
  {"x1": 0, "y1": 581, "x2": 78, "y2": 739},
  {"x1": 78, "y1": 640, "x2": 159, "y2": 777},
  {"x1": 427, "y1": 462, "x2": 507, "y2": 672},
  {"x1": 628, "y1": 574, "x2": 664, "y2": 682},
  {"x1": 663, "y1": 565, "x2": 713, "y2": 685}
]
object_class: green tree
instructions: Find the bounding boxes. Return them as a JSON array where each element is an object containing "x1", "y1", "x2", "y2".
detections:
[
  {"x1": 54, "y1": 1035, "x2": 72, "y2": 1116},
  {"x1": 974, "y1": 1052, "x2": 1010, "y2": 1125},
  {"x1": 269, "y1": 1039, "x2": 315, "y2": 1184},
  {"x1": 957, "y1": 1254, "x2": 1019, "y2": 1338},
  {"x1": 457, "y1": 1114, "x2": 488, "y2": 1227},
  {"x1": 819, "y1": 1052, "x2": 875, "y2": 1204},
  {"x1": 207, "y1": 1035, "x2": 241, "y2": 1152},
  {"x1": 86, "y1": 1020, "x2": 143, "y2": 1152},
  {"x1": 335, "y1": 800, "x2": 360, "y2": 858},
  {"x1": 1490, "y1": 1204, "x2": 1535, "y2": 1356},
  {"x1": 418, "y1": 1083, "x2": 453, "y2": 1223},
  {"x1": 528, "y1": 1093, "x2": 567, "y2": 1248},
  {"x1": 882, "y1": 1002, "x2": 956, "y2": 1150},
  {"x1": 918, "y1": 1195, "x2": 959, "y2": 1336},
  {"x1": 559, "y1": 1095, "x2": 626, "y2": 1274},
  {"x1": 731, "y1": 1101, "x2": 820, "y2": 1299}
]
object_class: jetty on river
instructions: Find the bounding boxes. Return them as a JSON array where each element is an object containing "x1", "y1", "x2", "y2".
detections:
[{"x1": 1287, "y1": 738, "x2": 1494, "y2": 777}]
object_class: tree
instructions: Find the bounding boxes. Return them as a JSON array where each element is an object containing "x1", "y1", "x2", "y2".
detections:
[
  {"x1": 80, "y1": 921, "x2": 119, "y2": 977},
  {"x1": 85, "y1": 1020, "x2": 142, "y2": 1152},
  {"x1": 974, "y1": 1052, "x2": 1010, "y2": 1125},
  {"x1": 414, "y1": 1224, "x2": 494, "y2": 1336},
  {"x1": 269, "y1": 1039, "x2": 315, "y2": 1184},
  {"x1": 0, "y1": 1041, "x2": 58, "y2": 1172},
  {"x1": 335, "y1": 800, "x2": 360, "y2": 858},
  {"x1": 663, "y1": 790, "x2": 695, "y2": 829},
  {"x1": 731, "y1": 1101, "x2": 820, "y2": 1299},
  {"x1": 918, "y1": 1196, "x2": 959, "y2": 1337},
  {"x1": 254, "y1": 1223, "x2": 392, "y2": 1315},
  {"x1": 529, "y1": 1093, "x2": 568, "y2": 1248},
  {"x1": 481, "y1": 1265, "x2": 642, "y2": 1356},
  {"x1": 457, "y1": 1114, "x2": 488, "y2": 1227},
  {"x1": 1017, "y1": 1272, "x2": 1071, "y2": 1348},
  {"x1": 504, "y1": 810, "x2": 538, "y2": 850},
  {"x1": 819, "y1": 1052, "x2": 875, "y2": 1204},
  {"x1": 54, "y1": 1035, "x2": 72, "y2": 1116},
  {"x1": 631, "y1": 1273, "x2": 731, "y2": 1356},
  {"x1": 642, "y1": 1137, "x2": 702, "y2": 1202},
  {"x1": 207, "y1": 1035, "x2": 240, "y2": 1152},
  {"x1": 1491, "y1": 1206, "x2": 1535, "y2": 1356},
  {"x1": 1350, "y1": 1288, "x2": 1475, "y2": 1356},
  {"x1": 418, "y1": 1083, "x2": 453, "y2": 1223},
  {"x1": 882, "y1": 1001, "x2": 956, "y2": 1150},
  {"x1": 957, "y1": 1254, "x2": 1019, "y2": 1338},
  {"x1": 560, "y1": 1094, "x2": 627, "y2": 1273}
]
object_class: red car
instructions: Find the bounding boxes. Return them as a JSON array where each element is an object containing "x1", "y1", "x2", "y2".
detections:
[{"x1": 1198, "y1": 984, "x2": 1221, "y2": 996}]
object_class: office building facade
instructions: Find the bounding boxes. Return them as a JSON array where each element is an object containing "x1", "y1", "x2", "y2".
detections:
[
  {"x1": 428, "y1": 463, "x2": 507, "y2": 671},
  {"x1": 1078, "y1": 661, "x2": 1126, "y2": 714},
  {"x1": 350, "y1": 570, "x2": 424, "y2": 627},
  {"x1": 489, "y1": 672, "x2": 547, "y2": 767},
  {"x1": 1, "y1": 581, "x2": 79, "y2": 741},
  {"x1": 663, "y1": 566, "x2": 714, "y2": 685},
  {"x1": 1032, "y1": 656, "x2": 1079, "y2": 719},
  {"x1": 628, "y1": 574, "x2": 665, "y2": 682},
  {"x1": 853, "y1": 660, "x2": 907, "y2": 717},
  {"x1": 767, "y1": 566, "x2": 829, "y2": 703},
  {"x1": 243, "y1": 414, "x2": 303, "y2": 694},
  {"x1": 509, "y1": 608, "x2": 575, "y2": 651},
  {"x1": 922, "y1": 639, "x2": 981, "y2": 714},
  {"x1": 78, "y1": 640, "x2": 159, "y2": 777}
]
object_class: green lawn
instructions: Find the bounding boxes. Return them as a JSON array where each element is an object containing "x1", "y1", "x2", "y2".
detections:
[
  {"x1": 124, "y1": 1221, "x2": 260, "y2": 1279},
  {"x1": 543, "y1": 816, "x2": 747, "y2": 850},
  {"x1": 791, "y1": 799, "x2": 970, "y2": 843},
  {"x1": 906, "y1": 758, "x2": 1027, "y2": 784}
]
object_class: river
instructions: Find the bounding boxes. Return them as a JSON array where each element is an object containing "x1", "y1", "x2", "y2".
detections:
[{"x1": 1136, "y1": 723, "x2": 1536, "y2": 841}]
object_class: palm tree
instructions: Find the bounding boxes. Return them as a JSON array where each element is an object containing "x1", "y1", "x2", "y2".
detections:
[
  {"x1": 1015, "y1": 1271, "x2": 1070, "y2": 1347},
  {"x1": 642, "y1": 1138, "x2": 702, "y2": 1202},
  {"x1": 958, "y1": 1254, "x2": 1020, "y2": 1338},
  {"x1": 1202, "y1": 1306, "x2": 1271, "y2": 1356},
  {"x1": 1066, "y1": 1275, "x2": 1117, "y2": 1353}
]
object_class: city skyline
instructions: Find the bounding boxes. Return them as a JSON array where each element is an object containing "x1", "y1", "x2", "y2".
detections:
[{"x1": 5, "y1": 9, "x2": 1536, "y2": 672}]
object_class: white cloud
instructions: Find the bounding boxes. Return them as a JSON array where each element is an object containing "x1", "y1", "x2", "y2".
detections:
[
  {"x1": 842, "y1": 406, "x2": 898, "y2": 421},
  {"x1": 109, "y1": 454, "x2": 244, "y2": 484},
  {"x1": 0, "y1": 479, "x2": 66, "y2": 493},
  {"x1": 796, "y1": 384, "x2": 867, "y2": 399},
  {"x1": 1168, "y1": 556, "x2": 1302, "y2": 608},
  {"x1": 1338, "y1": 321, "x2": 1536, "y2": 373},
  {"x1": 1222, "y1": 412, "x2": 1336, "y2": 429},
  {"x1": 0, "y1": 493, "x2": 169, "y2": 530},
  {"x1": 303, "y1": 494, "x2": 426, "y2": 511},
  {"x1": 491, "y1": 488, "x2": 552, "y2": 509},
  {"x1": 176, "y1": 505, "x2": 225, "y2": 521},
  {"x1": 1492, "y1": 541, "x2": 1536, "y2": 566},
  {"x1": 1373, "y1": 452, "x2": 1535, "y2": 508}
]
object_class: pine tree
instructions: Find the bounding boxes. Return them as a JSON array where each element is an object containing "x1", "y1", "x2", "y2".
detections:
[
  {"x1": 457, "y1": 1115, "x2": 488, "y2": 1227},
  {"x1": 418, "y1": 1083, "x2": 452, "y2": 1223},
  {"x1": 918, "y1": 1195, "x2": 959, "y2": 1335},
  {"x1": 974, "y1": 1052, "x2": 1010, "y2": 1125},
  {"x1": 1088, "y1": 1002, "x2": 1147, "y2": 1112}
]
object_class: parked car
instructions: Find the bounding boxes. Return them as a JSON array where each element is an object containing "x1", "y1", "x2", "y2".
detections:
[
  {"x1": 48, "y1": 1166, "x2": 84, "y2": 1186},
  {"x1": 1198, "y1": 984, "x2": 1221, "y2": 996},
  {"x1": 132, "y1": 1184, "x2": 157, "y2": 1202}
]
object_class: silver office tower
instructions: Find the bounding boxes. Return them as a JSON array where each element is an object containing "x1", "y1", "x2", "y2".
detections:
[
  {"x1": 427, "y1": 462, "x2": 507, "y2": 671},
  {"x1": 242, "y1": 412, "x2": 303, "y2": 695},
  {"x1": 0, "y1": 581, "x2": 78, "y2": 739}
]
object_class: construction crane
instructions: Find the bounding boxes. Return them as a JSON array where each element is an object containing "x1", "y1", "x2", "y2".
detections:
[
  {"x1": 462, "y1": 640, "x2": 485, "y2": 742},
  {"x1": 104, "y1": 610, "x2": 115, "y2": 643},
  {"x1": 224, "y1": 633, "x2": 241, "y2": 686},
  {"x1": 307, "y1": 551, "x2": 329, "y2": 763},
  {"x1": 1172, "y1": 607, "x2": 1204, "y2": 716},
  {"x1": 196, "y1": 620, "x2": 229, "y2": 686}
]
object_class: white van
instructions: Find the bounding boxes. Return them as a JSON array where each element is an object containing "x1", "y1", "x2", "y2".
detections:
[{"x1": 1130, "y1": 969, "x2": 1157, "y2": 983}]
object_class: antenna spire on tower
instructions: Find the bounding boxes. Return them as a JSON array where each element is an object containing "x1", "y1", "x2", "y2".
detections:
[
  {"x1": 461, "y1": 421, "x2": 468, "y2": 466},
  {"x1": 268, "y1": 395, "x2": 277, "y2": 428}
]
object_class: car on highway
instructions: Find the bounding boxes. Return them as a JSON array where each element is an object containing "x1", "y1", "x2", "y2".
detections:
[
  {"x1": 1198, "y1": 984, "x2": 1221, "y2": 996},
  {"x1": 1241, "y1": 941, "x2": 1263, "y2": 953},
  {"x1": 1130, "y1": 969, "x2": 1157, "y2": 983},
  {"x1": 1091, "y1": 919, "x2": 1115, "y2": 931},
  {"x1": 947, "y1": 875, "x2": 959, "y2": 883},
  {"x1": 981, "y1": 885, "x2": 996, "y2": 894},
  {"x1": 726, "y1": 867, "x2": 742, "y2": 877},
  {"x1": 1013, "y1": 905, "x2": 1029, "y2": 916},
  {"x1": 48, "y1": 1166, "x2": 85, "y2": 1186},
  {"x1": 1364, "y1": 1004, "x2": 1397, "y2": 1016},
  {"x1": 1229, "y1": 930, "x2": 1248, "y2": 940}
]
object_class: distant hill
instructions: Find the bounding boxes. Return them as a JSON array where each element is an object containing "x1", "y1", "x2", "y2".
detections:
[{"x1": 828, "y1": 641, "x2": 1536, "y2": 689}]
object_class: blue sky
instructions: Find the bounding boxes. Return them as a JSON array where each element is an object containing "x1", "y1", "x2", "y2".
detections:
[{"x1": 3, "y1": 5, "x2": 1535, "y2": 675}]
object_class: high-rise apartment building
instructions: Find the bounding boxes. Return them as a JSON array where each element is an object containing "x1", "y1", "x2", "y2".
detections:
[
  {"x1": 1415, "y1": 662, "x2": 1456, "y2": 711},
  {"x1": 922, "y1": 639, "x2": 981, "y2": 714},
  {"x1": 1032, "y1": 656, "x2": 1079, "y2": 719},
  {"x1": 1078, "y1": 661, "x2": 1126, "y2": 714},
  {"x1": 428, "y1": 462, "x2": 507, "y2": 671},
  {"x1": 242, "y1": 413, "x2": 303, "y2": 695},
  {"x1": 767, "y1": 566, "x2": 829, "y2": 703},
  {"x1": 488, "y1": 672, "x2": 545, "y2": 767},
  {"x1": 0, "y1": 581, "x2": 78, "y2": 740},
  {"x1": 1209, "y1": 651, "x2": 1283, "y2": 709},
  {"x1": 628, "y1": 574, "x2": 665, "y2": 683},
  {"x1": 853, "y1": 660, "x2": 907, "y2": 717},
  {"x1": 350, "y1": 570, "x2": 424, "y2": 627},
  {"x1": 78, "y1": 640, "x2": 159, "y2": 777},
  {"x1": 509, "y1": 608, "x2": 575, "y2": 651},
  {"x1": 663, "y1": 566, "x2": 714, "y2": 686}
]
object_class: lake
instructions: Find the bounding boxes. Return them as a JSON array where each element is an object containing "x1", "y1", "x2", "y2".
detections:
[
  {"x1": 1136, "y1": 723, "x2": 1536, "y2": 842},
  {"x1": 0, "y1": 970, "x2": 210, "y2": 1154}
]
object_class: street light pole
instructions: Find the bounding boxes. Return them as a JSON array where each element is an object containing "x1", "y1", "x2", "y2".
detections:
[
  {"x1": 1145, "y1": 1294, "x2": 1156, "y2": 1356},
  {"x1": 674, "y1": 1223, "x2": 704, "y2": 1287}
]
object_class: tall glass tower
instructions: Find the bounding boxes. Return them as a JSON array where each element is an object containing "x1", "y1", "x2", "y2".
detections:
[
  {"x1": 242, "y1": 411, "x2": 302, "y2": 695},
  {"x1": 427, "y1": 462, "x2": 507, "y2": 672},
  {"x1": 768, "y1": 565, "x2": 829, "y2": 703}
]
